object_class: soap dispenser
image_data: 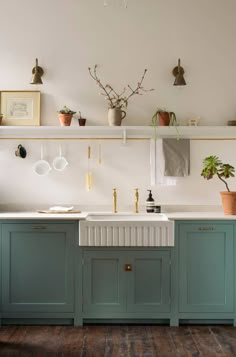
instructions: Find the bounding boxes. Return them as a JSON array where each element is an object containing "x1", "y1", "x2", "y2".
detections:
[{"x1": 146, "y1": 190, "x2": 155, "y2": 213}]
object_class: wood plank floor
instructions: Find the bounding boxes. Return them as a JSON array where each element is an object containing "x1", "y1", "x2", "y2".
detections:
[{"x1": 0, "y1": 325, "x2": 236, "y2": 356}]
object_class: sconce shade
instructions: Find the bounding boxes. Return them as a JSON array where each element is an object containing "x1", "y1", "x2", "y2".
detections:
[
  {"x1": 172, "y1": 58, "x2": 186, "y2": 86},
  {"x1": 30, "y1": 58, "x2": 44, "y2": 85}
]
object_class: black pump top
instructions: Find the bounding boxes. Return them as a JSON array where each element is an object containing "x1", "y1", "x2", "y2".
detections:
[{"x1": 147, "y1": 190, "x2": 154, "y2": 202}]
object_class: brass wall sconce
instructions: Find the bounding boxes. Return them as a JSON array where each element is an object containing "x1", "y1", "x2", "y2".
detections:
[
  {"x1": 30, "y1": 58, "x2": 44, "y2": 84},
  {"x1": 172, "y1": 58, "x2": 186, "y2": 86}
]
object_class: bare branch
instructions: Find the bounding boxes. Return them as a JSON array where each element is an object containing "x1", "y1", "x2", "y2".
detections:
[{"x1": 88, "y1": 65, "x2": 154, "y2": 109}]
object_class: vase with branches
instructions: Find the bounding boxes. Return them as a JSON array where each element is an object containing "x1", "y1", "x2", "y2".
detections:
[{"x1": 88, "y1": 64, "x2": 154, "y2": 126}]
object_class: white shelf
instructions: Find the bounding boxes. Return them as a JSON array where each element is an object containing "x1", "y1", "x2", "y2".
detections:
[{"x1": 0, "y1": 126, "x2": 236, "y2": 139}]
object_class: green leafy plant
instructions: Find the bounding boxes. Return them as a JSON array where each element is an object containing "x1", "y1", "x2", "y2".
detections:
[
  {"x1": 58, "y1": 106, "x2": 76, "y2": 115},
  {"x1": 201, "y1": 155, "x2": 235, "y2": 192}
]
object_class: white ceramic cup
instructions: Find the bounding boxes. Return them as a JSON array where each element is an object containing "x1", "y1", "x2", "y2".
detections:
[
  {"x1": 52, "y1": 146, "x2": 68, "y2": 171},
  {"x1": 33, "y1": 146, "x2": 52, "y2": 176}
]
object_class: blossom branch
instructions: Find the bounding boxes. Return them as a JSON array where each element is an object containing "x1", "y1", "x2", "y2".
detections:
[
  {"x1": 88, "y1": 65, "x2": 154, "y2": 109},
  {"x1": 88, "y1": 65, "x2": 114, "y2": 108},
  {"x1": 126, "y1": 69, "x2": 154, "y2": 101}
]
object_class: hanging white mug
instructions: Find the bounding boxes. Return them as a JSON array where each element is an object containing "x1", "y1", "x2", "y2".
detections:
[
  {"x1": 33, "y1": 146, "x2": 52, "y2": 176},
  {"x1": 52, "y1": 145, "x2": 68, "y2": 171}
]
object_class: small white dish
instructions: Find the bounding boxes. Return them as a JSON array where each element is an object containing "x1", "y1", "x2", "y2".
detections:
[{"x1": 49, "y1": 206, "x2": 74, "y2": 212}]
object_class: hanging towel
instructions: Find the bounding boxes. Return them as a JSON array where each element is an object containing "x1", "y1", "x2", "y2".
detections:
[
  {"x1": 150, "y1": 139, "x2": 177, "y2": 186},
  {"x1": 162, "y1": 138, "x2": 190, "y2": 177}
]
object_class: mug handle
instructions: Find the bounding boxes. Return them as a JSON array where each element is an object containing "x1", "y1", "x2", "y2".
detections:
[{"x1": 121, "y1": 111, "x2": 126, "y2": 120}]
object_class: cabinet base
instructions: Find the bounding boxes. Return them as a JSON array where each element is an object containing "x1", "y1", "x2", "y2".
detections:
[{"x1": 1, "y1": 318, "x2": 74, "y2": 326}]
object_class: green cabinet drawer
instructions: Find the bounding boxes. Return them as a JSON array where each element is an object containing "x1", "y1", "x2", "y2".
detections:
[
  {"x1": 177, "y1": 222, "x2": 234, "y2": 313},
  {"x1": 1, "y1": 222, "x2": 76, "y2": 313}
]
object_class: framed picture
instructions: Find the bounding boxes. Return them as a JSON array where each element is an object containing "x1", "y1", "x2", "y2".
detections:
[{"x1": 0, "y1": 90, "x2": 40, "y2": 126}]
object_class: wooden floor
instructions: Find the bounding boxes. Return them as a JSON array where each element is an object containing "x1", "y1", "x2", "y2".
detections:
[{"x1": 0, "y1": 325, "x2": 236, "y2": 356}]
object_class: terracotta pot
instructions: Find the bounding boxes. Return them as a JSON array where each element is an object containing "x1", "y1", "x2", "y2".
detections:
[
  {"x1": 220, "y1": 191, "x2": 236, "y2": 215},
  {"x1": 78, "y1": 118, "x2": 86, "y2": 126},
  {"x1": 58, "y1": 114, "x2": 73, "y2": 126},
  {"x1": 158, "y1": 112, "x2": 170, "y2": 126},
  {"x1": 108, "y1": 108, "x2": 126, "y2": 126}
]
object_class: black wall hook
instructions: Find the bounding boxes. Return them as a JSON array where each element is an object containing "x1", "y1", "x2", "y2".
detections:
[{"x1": 15, "y1": 144, "x2": 27, "y2": 159}]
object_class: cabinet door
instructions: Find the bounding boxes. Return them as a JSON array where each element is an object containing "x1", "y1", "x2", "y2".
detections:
[
  {"x1": 127, "y1": 250, "x2": 171, "y2": 313},
  {"x1": 1, "y1": 222, "x2": 75, "y2": 313},
  {"x1": 83, "y1": 250, "x2": 126, "y2": 313},
  {"x1": 178, "y1": 222, "x2": 234, "y2": 313}
]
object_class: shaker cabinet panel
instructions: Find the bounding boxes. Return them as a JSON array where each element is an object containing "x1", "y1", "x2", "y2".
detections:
[
  {"x1": 178, "y1": 222, "x2": 234, "y2": 313},
  {"x1": 83, "y1": 250, "x2": 126, "y2": 313},
  {"x1": 127, "y1": 251, "x2": 170, "y2": 313},
  {"x1": 1, "y1": 222, "x2": 75, "y2": 313}
]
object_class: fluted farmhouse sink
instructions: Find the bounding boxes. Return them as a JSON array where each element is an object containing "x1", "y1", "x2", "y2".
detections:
[
  {"x1": 79, "y1": 213, "x2": 174, "y2": 247},
  {"x1": 86, "y1": 213, "x2": 168, "y2": 221}
]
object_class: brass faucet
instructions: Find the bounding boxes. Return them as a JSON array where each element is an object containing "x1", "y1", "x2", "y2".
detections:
[
  {"x1": 134, "y1": 188, "x2": 139, "y2": 213},
  {"x1": 113, "y1": 188, "x2": 117, "y2": 213}
]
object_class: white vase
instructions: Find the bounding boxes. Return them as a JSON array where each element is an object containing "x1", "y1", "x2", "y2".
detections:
[{"x1": 108, "y1": 108, "x2": 126, "y2": 126}]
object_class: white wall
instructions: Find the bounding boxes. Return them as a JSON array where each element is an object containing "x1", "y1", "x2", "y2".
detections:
[{"x1": 0, "y1": 0, "x2": 236, "y2": 210}]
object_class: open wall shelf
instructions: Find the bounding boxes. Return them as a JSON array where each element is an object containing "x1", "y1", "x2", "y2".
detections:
[{"x1": 0, "y1": 126, "x2": 236, "y2": 140}]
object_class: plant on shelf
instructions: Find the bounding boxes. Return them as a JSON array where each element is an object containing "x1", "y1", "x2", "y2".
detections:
[
  {"x1": 88, "y1": 64, "x2": 154, "y2": 126},
  {"x1": 150, "y1": 108, "x2": 178, "y2": 139},
  {"x1": 151, "y1": 108, "x2": 177, "y2": 127},
  {"x1": 58, "y1": 106, "x2": 76, "y2": 127},
  {"x1": 201, "y1": 155, "x2": 236, "y2": 215}
]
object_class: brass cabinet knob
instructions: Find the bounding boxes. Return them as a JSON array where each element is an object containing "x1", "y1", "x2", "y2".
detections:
[{"x1": 125, "y1": 264, "x2": 132, "y2": 271}]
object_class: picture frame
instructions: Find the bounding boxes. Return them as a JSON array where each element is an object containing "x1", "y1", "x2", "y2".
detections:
[{"x1": 0, "y1": 90, "x2": 41, "y2": 126}]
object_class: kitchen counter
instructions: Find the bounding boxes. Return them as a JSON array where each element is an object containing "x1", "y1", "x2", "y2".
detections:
[
  {"x1": 0, "y1": 210, "x2": 234, "y2": 220},
  {"x1": 1, "y1": 210, "x2": 236, "y2": 327},
  {"x1": 0, "y1": 211, "x2": 88, "y2": 220},
  {"x1": 166, "y1": 211, "x2": 236, "y2": 220}
]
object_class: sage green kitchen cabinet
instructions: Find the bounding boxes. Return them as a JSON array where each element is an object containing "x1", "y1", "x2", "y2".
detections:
[
  {"x1": 177, "y1": 221, "x2": 234, "y2": 315},
  {"x1": 82, "y1": 249, "x2": 171, "y2": 320},
  {"x1": 1, "y1": 222, "x2": 76, "y2": 316}
]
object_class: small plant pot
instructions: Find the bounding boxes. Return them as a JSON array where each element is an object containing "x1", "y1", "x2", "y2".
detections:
[
  {"x1": 220, "y1": 191, "x2": 236, "y2": 215},
  {"x1": 0, "y1": 116, "x2": 3, "y2": 125},
  {"x1": 58, "y1": 114, "x2": 73, "y2": 126},
  {"x1": 78, "y1": 118, "x2": 86, "y2": 126},
  {"x1": 158, "y1": 112, "x2": 170, "y2": 126}
]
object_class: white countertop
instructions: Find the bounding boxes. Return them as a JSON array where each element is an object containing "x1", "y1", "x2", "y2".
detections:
[
  {"x1": 166, "y1": 212, "x2": 236, "y2": 220},
  {"x1": 0, "y1": 211, "x2": 88, "y2": 220},
  {"x1": 0, "y1": 211, "x2": 234, "y2": 220}
]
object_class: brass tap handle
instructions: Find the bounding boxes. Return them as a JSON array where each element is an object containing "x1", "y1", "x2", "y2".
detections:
[
  {"x1": 113, "y1": 188, "x2": 117, "y2": 213},
  {"x1": 134, "y1": 188, "x2": 139, "y2": 214}
]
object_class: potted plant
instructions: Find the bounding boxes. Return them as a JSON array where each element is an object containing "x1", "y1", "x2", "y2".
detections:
[
  {"x1": 151, "y1": 108, "x2": 178, "y2": 139},
  {"x1": 78, "y1": 111, "x2": 87, "y2": 126},
  {"x1": 201, "y1": 155, "x2": 236, "y2": 215},
  {"x1": 88, "y1": 65, "x2": 154, "y2": 126},
  {"x1": 58, "y1": 106, "x2": 76, "y2": 126},
  {"x1": 151, "y1": 108, "x2": 177, "y2": 127}
]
